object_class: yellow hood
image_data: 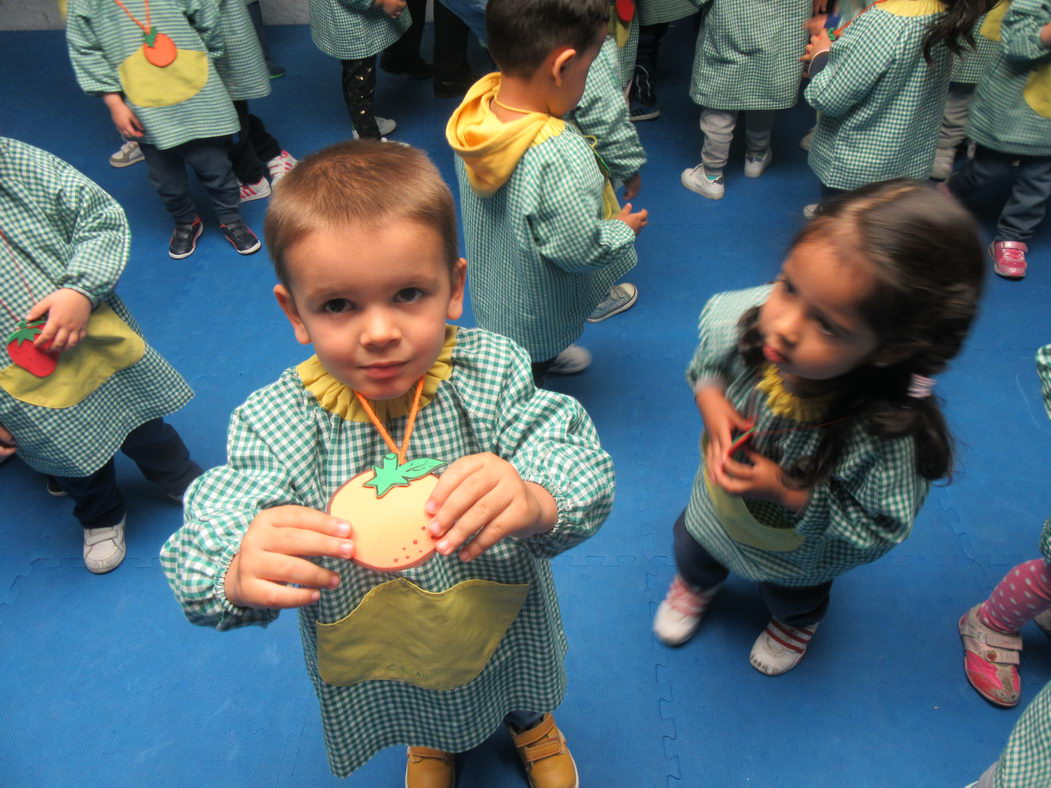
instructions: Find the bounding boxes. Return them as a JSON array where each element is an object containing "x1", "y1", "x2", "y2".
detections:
[{"x1": 446, "y1": 73, "x2": 565, "y2": 195}]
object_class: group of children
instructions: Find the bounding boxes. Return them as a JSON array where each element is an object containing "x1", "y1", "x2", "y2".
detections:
[{"x1": 2, "y1": 0, "x2": 1050, "y2": 786}]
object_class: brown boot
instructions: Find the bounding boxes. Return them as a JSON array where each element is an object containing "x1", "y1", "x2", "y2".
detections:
[
  {"x1": 405, "y1": 746, "x2": 454, "y2": 788},
  {"x1": 508, "y1": 714, "x2": 578, "y2": 788}
]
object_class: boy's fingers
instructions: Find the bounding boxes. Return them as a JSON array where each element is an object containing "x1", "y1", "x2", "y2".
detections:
[
  {"x1": 268, "y1": 505, "x2": 353, "y2": 537},
  {"x1": 457, "y1": 514, "x2": 515, "y2": 561},
  {"x1": 426, "y1": 456, "x2": 481, "y2": 518},
  {"x1": 431, "y1": 472, "x2": 499, "y2": 539},
  {"x1": 436, "y1": 491, "x2": 510, "y2": 555},
  {"x1": 240, "y1": 577, "x2": 326, "y2": 610},
  {"x1": 267, "y1": 527, "x2": 355, "y2": 561},
  {"x1": 257, "y1": 553, "x2": 342, "y2": 591}
]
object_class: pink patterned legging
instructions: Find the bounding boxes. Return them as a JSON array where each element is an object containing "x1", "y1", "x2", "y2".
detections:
[{"x1": 979, "y1": 558, "x2": 1051, "y2": 634}]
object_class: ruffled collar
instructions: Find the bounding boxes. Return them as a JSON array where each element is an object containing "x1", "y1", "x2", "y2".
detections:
[
  {"x1": 297, "y1": 326, "x2": 457, "y2": 422},
  {"x1": 756, "y1": 364, "x2": 833, "y2": 423}
]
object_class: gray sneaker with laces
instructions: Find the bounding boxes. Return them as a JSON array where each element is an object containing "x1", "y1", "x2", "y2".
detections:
[{"x1": 587, "y1": 283, "x2": 638, "y2": 323}]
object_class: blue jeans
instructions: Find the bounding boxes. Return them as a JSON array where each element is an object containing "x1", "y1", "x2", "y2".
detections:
[
  {"x1": 672, "y1": 510, "x2": 832, "y2": 627},
  {"x1": 139, "y1": 137, "x2": 241, "y2": 225}
]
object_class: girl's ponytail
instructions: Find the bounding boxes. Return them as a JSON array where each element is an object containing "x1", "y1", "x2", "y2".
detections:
[{"x1": 923, "y1": 0, "x2": 1000, "y2": 62}]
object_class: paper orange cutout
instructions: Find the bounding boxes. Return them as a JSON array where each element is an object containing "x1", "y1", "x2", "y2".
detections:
[
  {"x1": 328, "y1": 467, "x2": 440, "y2": 572},
  {"x1": 144, "y1": 31, "x2": 177, "y2": 68}
]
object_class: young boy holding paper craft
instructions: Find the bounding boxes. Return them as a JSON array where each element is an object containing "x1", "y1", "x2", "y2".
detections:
[{"x1": 161, "y1": 140, "x2": 614, "y2": 788}]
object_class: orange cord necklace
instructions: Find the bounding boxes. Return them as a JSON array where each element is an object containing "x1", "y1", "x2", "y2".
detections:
[
  {"x1": 353, "y1": 377, "x2": 425, "y2": 464},
  {"x1": 112, "y1": 0, "x2": 177, "y2": 67}
]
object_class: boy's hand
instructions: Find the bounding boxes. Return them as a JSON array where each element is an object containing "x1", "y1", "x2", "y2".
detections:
[
  {"x1": 709, "y1": 447, "x2": 810, "y2": 514},
  {"x1": 616, "y1": 202, "x2": 648, "y2": 235},
  {"x1": 424, "y1": 453, "x2": 558, "y2": 562},
  {"x1": 801, "y1": 29, "x2": 832, "y2": 63},
  {"x1": 224, "y1": 506, "x2": 355, "y2": 610},
  {"x1": 26, "y1": 289, "x2": 92, "y2": 354},
  {"x1": 695, "y1": 385, "x2": 752, "y2": 479},
  {"x1": 0, "y1": 424, "x2": 16, "y2": 460},
  {"x1": 1041, "y1": 22, "x2": 1051, "y2": 48},
  {"x1": 622, "y1": 172, "x2": 642, "y2": 201},
  {"x1": 103, "y1": 93, "x2": 144, "y2": 139},
  {"x1": 374, "y1": 0, "x2": 407, "y2": 17}
]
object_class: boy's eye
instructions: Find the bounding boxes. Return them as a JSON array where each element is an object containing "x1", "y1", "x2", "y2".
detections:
[
  {"x1": 321, "y1": 299, "x2": 353, "y2": 314},
  {"x1": 815, "y1": 315, "x2": 840, "y2": 337},
  {"x1": 779, "y1": 276, "x2": 796, "y2": 295},
  {"x1": 394, "y1": 287, "x2": 424, "y2": 304}
]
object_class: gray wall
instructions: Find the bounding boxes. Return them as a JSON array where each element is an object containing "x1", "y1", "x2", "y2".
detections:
[{"x1": 0, "y1": 0, "x2": 311, "y2": 31}]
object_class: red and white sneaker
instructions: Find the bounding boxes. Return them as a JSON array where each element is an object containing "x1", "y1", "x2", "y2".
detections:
[
  {"x1": 990, "y1": 240, "x2": 1027, "y2": 279},
  {"x1": 266, "y1": 150, "x2": 298, "y2": 185},
  {"x1": 239, "y1": 177, "x2": 271, "y2": 203},
  {"x1": 653, "y1": 575, "x2": 722, "y2": 645},
  {"x1": 750, "y1": 619, "x2": 819, "y2": 675}
]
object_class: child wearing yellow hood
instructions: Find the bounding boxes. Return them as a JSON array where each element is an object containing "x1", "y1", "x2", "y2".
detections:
[{"x1": 447, "y1": 0, "x2": 647, "y2": 386}]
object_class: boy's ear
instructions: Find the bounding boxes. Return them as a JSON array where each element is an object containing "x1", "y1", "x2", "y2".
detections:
[
  {"x1": 446, "y1": 258, "x2": 467, "y2": 321},
  {"x1": 274, "y1": 284, "x2": 312, "y2": 346},
  {"x1": 550, "y1": 47, "x2": 577, "y2": 86}
]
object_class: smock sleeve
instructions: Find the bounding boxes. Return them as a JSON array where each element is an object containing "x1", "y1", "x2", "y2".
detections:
[
  {"x1": 804, "y1": 10, "x2": 896, "y2": 118},
  {"x1": 185, "y1": 0, "x2": 226, "y2": 58},
  {"x1": 66, "y1": 6, "x2": 122, "y2": 95},
  {"x1": 1038, "y1": 343, "x2": 1051, "y2": 421},
  {"x1": 686, "y1": 287, "x2": 768, "y2": 394},
  {"x1": 1000, "y1": 0, "x2": 1051, "y2": 63}
]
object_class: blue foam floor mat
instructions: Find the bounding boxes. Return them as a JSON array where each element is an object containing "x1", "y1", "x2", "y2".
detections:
[{"x1": 3, "y1": 19, "x2": 1051, "y2": 787}]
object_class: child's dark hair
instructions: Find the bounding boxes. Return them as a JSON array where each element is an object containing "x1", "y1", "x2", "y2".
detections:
[
  {"x1": 923, "y1": 0, "x2": 1000, "y2": 62},
  {"x1": 739, "y1": 179, "x2": 984, "y2": 485},
  {"x1": 485, "y1": 0, "x2": 608, "y2": 78}
]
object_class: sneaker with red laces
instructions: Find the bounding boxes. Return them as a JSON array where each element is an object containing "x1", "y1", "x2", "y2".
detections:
[
  {"x1": 220, "y1": 221, "x2": 262, "y2": 255},
  {"x1": 990, "y1": 240, "x2": 1027, "y2": 279},
  {"x1": 750, "y1": 618, "x2": 819, "y2": 676},
  {"x1": 653, "y1": 575, "x2": 722, "y2": 645},
  {"x1": 239, "y1": 177, "x2": 271, "y2": 203},
  {"x1": 266, "y1": 150, "x2": 298, "y2": 185}
]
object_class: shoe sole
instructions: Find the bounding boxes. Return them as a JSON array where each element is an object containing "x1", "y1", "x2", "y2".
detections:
[
  {"x1": 629, "y1": 110, "x2": 661, "y2": 122},
  {"x1": 109, "y1": 157, "x2": 144, "y2": 168},
  {"x1": 586, "y1": 288, "x2": 639, "y2": 323},
  {"x1": 680, "y1": 171, "x2": 724, "y2": 200},
  {"x1": 226, "y1": 236, "x2": 262, "y2": 255},
  {"x1": 169, "y1": 222, "x2": 204, "y2": 260},
  {"x1": 239, "y1": 188, "x2": 271, "y2": 204},
  {"x1": 744, "y1": 154, "x2": 772, "y2": 178}
]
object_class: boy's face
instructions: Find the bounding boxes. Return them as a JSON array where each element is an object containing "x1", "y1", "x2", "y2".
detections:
[
  {"x1": 275, "y1": 219, "x2": 466, "y2": 401},
  {"x1": 548, "y1": 31, "x2": 605, "y2": 116}
]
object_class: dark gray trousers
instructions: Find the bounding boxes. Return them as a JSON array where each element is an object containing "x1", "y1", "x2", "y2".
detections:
[{"x1": 139, "y1": 136, "x2": 241, "y2": 225}]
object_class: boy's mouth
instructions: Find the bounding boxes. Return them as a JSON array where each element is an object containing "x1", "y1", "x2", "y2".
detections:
[
  {"x1": 360, "y1": 361, "x2": 406, "y2": 380},
  {"x1": 763, "y1": 344, "x2": 788, "y2": 365}
]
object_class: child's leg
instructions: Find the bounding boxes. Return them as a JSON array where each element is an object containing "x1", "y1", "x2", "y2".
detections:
[
  {"x1": 946, "y1": 144, "x2": 1014, "y2": 202},
  {"x1": 138, "y1": 142, "x2": 197, "y2": 225},
  {"x1": 743, "y1": 110, "x2": 775, "y2": 155},
  {"x1": 381, "y1": 0, "x2": 426, "y2": 71},
  {"x1": 178, "y1": 138, "x2": 243, "y2": 227},
  {"x1": 230, "y1": 100, "x2": 267, "y2": 186},
  {"x1": 119, "y1": 418, "x2": 202, "y2": 500},
  {"x1": 750, "y1": 580, "x2": 831, "y2": 675},
  {"x1": 245, "y1": 112, "x2": 283, "y2": 166},
  {"x1": 933, "y1": 82, "x2": 975, "y2": 178},
  {"x1": 655, "y1": 510, "x2": 728, "y2": 644},
  {"x1": 50, "y1": 459, "x2": 128, "y2": 573},
  {"x1": 340, "y1": 57, "x2": 382, "y2": 139},
  {"x1": 433, "y1": 1, "x2": 473, "y2": 96},
  {"x1": 994, "y1": 156, "x2": 1051, "y2": 246},
  {"x1": 980, "y1": 558, "x2": 1051, "y2": 634},
  {"x1": 672, "y1": 509, "x2": 730, "y2": 591},
  {"x1": 699, "y1": 108, "x2": 738, "y2": 178}
]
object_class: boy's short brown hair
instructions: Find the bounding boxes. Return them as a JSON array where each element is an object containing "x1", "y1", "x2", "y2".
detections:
[
  {"x1": 486, "y1": 0, "x2": 607, "y2": 78},
  {"x1": 264, "y1": 140, "x2": 459, "y2": 286}
]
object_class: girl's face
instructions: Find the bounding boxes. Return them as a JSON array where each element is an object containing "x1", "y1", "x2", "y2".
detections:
[
  {"x1": 275, "y1": 219, "x2": 466, "y2": 401},
  {"x1": 758, "y1": 238, "x2": 880, "y2": 394}
]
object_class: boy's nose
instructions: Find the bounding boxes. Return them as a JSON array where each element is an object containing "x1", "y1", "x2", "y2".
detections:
[{"x1": 361, "y1": 310, "x2": 400, "y2": 346}]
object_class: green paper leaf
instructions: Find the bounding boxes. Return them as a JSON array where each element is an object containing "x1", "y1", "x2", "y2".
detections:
[
  {"x1": 6, "y1": 319, "x2": 44, "y2": 346},
  {"x1": 144, "y1": 27, "x2": 157, "y2": 47},
  {"x1": 398, "y1": 458, "x2": 446, "y2": 479},
  {"x1": 363, "y1": 454, "x2": 445, "y2": 499}
]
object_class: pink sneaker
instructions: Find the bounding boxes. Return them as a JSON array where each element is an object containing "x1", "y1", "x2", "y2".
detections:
[
  {"x1": 266, "y1": 150, "x2": 298, "y2": 184},
  {"x1": 990, "y1": 240, "x2": 1027, "y2": 279},
  {"x1": 239, "y1": 177, "x2": 271, "y2": 203},
  {"x1": 959, "y1": 604, "x2": 1022, "y2": 707},
  {"x1": 653, "y1": 575, "x2": 721, "y2": 645}
]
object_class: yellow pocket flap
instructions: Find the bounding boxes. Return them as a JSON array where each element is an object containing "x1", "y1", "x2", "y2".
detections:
[
  {"x1": 1025, "y1": 65, "x2": 1051, "y2": 119},
  {"x1": 317, "y1": 577, "x2": 530, "y2": 690},
  {"x1": 119, "y1": 48, "x2": 208, "y2": 108},
  {"x1": 0, "y1": 303, "x2": 145, "y2": 409}
]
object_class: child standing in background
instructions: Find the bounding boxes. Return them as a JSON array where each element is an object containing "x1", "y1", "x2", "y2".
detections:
[
  {"x1": 66, "y1": 0, "x2": 262, "y2": 258},
  {"x1": 680, "y1": 0, "x2": 810, "y2": 201},
  {"x1": 0, "y1": 138, "x2": 201, "y2": 573},
  {"x1": 309, "y1": 0, "x2": 410, "y2": 139},
  {"x1": 958, "y1": 343, "x2": 1051, "y2": 708},
  {"x1": 944, "y1": 0, "x2": 1051, "y2": 279},
  {"x1": 654, "y1": 182, "x2": 984, "y2": 675},
  {"x1": 448, "y1": 0, "x2": 646, "y2": 384},
  {"x1": 802, "y1": 0, "x2": 996, "y2": 208},
  {"x1": 161, "y1": 140, "x2": 614, "y2": 788}
]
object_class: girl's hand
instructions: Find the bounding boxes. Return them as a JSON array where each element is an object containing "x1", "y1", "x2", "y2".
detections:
[
  {"x1": 801, "y1": 28, "x2": 833, "y2": 63},
  {"x1": 224, "y1": 506, "x2": 355, "y2": 610},
  {"x1": 695, "y1": 386, "x2": 753, "y2": 478},
  {"x1": 374, "y1": 0, "x2": 406, "y2": 18},
  {"x1": 26, "y1": 288, "x2": 92, "y2": 354},
  {"x1": 616, "y1": 202, "x2": 649, "y2": 235},
  {"x1": 710, "y1": 447, "x2": 810, "y2": 514},
  {"x1": 103, "y1": 94, "x2": 144, "y2": 139},
  {"x1": 0, "y1": 424, "x2": 16, "y2": 460},
  {"x1": 425, "y1": 452, "x2": 558, "y2": 562},
  {"x1": 622, "y1": 172, "x2": 642, "y2": 201}
]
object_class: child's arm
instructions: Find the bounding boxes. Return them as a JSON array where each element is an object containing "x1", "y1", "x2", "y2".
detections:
[
  {"x1": 184, "y1": 0, "x2": 228, "y2": 59},
  {"x1": 999, "y1": 0, "x2": 1051, "y2": 61},
  {"x1": 803, "y1": 11, "x2": 896, "y2": 118},
  {"x1": 425, "y1": 342, "x2": 615, "y2": 562},
  {"x1": 1037, "y1": 344, "x2": 1051, "y2": 422}
]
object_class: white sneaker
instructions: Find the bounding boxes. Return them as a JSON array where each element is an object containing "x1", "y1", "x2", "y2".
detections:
[
  {"x1": 653, "y1": 575, "x2": 722, "y2": 646},
  {"x1": 352, "y1": 116, "x2": 397, "y2": 139},
  {"x1": 83, "y1": 516, "x2": 126, "y2": 574},
  {"x1": 109, "y1": 140, "x2": 144, "y2": 168},
  {"x1": 802, "y1": 203, "x2": 818, "y2": 219},
  {"x1": 587, "y1": 283, "x2": 638, "y2": 323},
  {"x1": 266, "y1": 150, "x2": 298, "y2": 184},
  {"x1": 799, "y1": 128, "x2": 815, "y2": 152},
  {"x1": 930, "y1": 149, "x2": 955, "y2": 181},
  {"x1": 548, "y1": 345, "x2": 591, "y2": 376},
  {"x1": 743, "y1": 149, "x2": 773, "y2": 178},
  {"x1": 239, "y1": 177, "x2": 272, "y2": 203},
  {"x1": 680, "y1": 164, "x2": 725, "y2": 200},
  {"x1": 749, "y1": 619, "x2": 818, "y2": 675}
]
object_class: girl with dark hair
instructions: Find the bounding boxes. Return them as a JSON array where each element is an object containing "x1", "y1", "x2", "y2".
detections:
[
  {"x1": 653, "y1": 180, "x2": 985, "y2": 676},
  {"x1": 800, "y1": 0, "x2": 999, "y2": 211}
]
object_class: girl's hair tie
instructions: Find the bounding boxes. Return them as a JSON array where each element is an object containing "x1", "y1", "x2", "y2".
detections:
[{"x1": 907, "y1": 374, "x2": 936, "y2": 399}]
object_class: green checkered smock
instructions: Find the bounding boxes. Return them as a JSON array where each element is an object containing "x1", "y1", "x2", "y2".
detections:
[
  {"x1": 568, "y1": 37, "x2": 647, "y2": 187},
  {"x1": 66, "y1": 0, "x2": 239, "y2": 151},
  {"x1": 682, "y1": 287, "x2": 930, "y2": 586},
  {"x1": 308, "y1": 0, "x2": 410, "y2": 60},
  {"x1": 455, "y1": 126, "x2": 637, "y2": 362},
  {"x1": 991, "y1": 679, "x2": 1051, "y2": 787},
  {"x1": 639, "y1": 0, "x2": 700, "y2": 26},
  {"x1": 806, "y1": 2, "x2": 953, "y2": 190},
  {"x1": 214, "y1": 0, "x2": 270, "y2": 101},
  {"x1": 160, "y1": 327, "x2": 614, "y2": 776},
  {"x1": 614, "y1": 12, "x2": 641, "y2": 88},
  {"x1": 688, "y1": 0, "x2": 809, "y2": 111},
  {"x1": 0, "y1": 138, "x2": 193, "y2": 477},
  {"x1": 968, "y1": 0, "x2": 1051, "y2": 158},
  {"x1": 1037, "y1": 344, "x2": 1051, "y2": 563},
  {"x1": 951, "y1": 6, "x2": 1004, "y2": 83}
]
